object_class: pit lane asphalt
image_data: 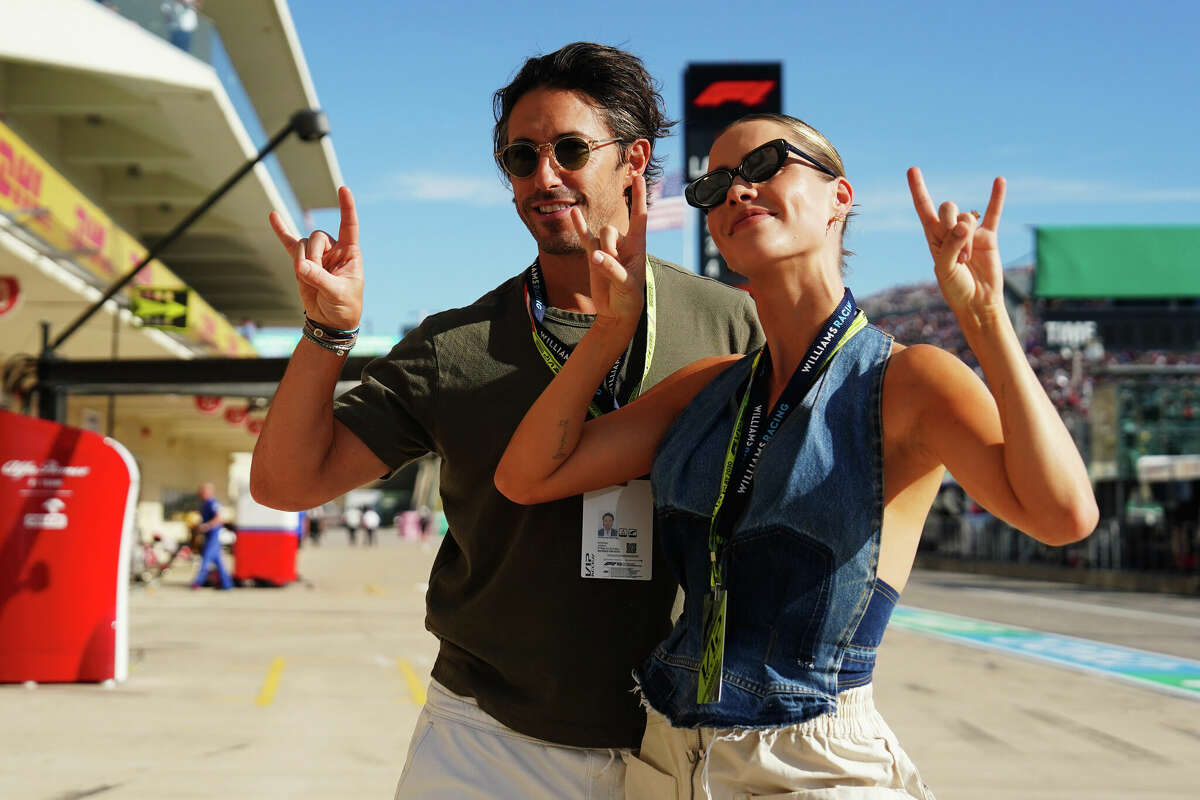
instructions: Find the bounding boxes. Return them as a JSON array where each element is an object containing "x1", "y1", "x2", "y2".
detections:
[{"x1": 1, "y1": 532, "x2": 1196, "y2": 799}]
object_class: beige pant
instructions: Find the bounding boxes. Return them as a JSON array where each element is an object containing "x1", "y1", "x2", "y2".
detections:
[
  {"x1": 625, "y1": 685, "x2": 935, "y2": 799},
  {"x1": 394, "y1": 680, "x2": 628, "y2": 799}
]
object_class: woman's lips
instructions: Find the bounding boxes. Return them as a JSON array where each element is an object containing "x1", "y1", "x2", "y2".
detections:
[{"x1": 729, "y1": 210, "x2": 772, "y2": 234}]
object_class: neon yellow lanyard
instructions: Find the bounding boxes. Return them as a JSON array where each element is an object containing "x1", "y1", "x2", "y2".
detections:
[
  {"x1": 705, "y1": 311, "x2": 868, "y2": 589},
  {"x1": 525, "y1": 259, "x2": 657, "y2": 419}
]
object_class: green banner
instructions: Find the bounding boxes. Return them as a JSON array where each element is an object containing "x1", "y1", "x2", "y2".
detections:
[{"x1": 1035, "y1": 226, "x2": 1200, "y2": 298}]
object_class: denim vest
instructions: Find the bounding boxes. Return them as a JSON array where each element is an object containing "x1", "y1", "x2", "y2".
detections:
[{"x1": 637, "y1": 324, "x2": 892, "y2": 729}]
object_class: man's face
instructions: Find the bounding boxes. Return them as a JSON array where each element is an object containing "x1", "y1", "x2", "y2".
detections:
[
  {"x1": 504, "y1": 88, "x2": 630, "y2": 256},
  {"x1": 602, "y1": 514, "x2": 614, "y2": 531}
]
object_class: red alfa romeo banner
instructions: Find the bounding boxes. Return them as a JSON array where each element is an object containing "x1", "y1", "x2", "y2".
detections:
[{"x1": 0, "y1": 409, "x2": 138, "y2": 683}]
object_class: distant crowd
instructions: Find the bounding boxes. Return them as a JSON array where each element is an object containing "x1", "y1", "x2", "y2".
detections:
[{"x1": 861, "y1": 270, "x2": 1200, "y2": 423}]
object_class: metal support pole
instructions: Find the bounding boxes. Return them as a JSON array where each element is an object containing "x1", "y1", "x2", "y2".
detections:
[
  {"x1": 34, "y1": 109, "x2": 329, "y2": 421},
  {"x1": 45, "y1": 109, "x2": 329, "y2": 356},
  {"x1": 36, "y1": 321, "x2": 63, "y2": 421}
]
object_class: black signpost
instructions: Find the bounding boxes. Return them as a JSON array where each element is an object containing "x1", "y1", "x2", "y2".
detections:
[{"x1": 683, "y1": 62, "x2": 782, "y2": 286}]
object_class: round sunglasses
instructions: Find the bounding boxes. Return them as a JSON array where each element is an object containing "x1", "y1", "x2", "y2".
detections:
[
  {"x1": 495, "y1": 136, "x2": 624, "y2": 179},
  {"x1": 685, "y1": 139, "x2": 838, "y2": 210}
]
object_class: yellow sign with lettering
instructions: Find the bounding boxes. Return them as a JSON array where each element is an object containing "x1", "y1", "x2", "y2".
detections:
[{"x1": 0, "y1": 120, "x2": 254, "y2": 356}]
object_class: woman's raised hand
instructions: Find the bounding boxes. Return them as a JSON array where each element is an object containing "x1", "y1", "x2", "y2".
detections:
[
  {"x1": 268, "y1": 186, "x2": 364, "y2": 331},
  {"x1": 907, "y1": 168, "x2": 1007, "y2": 319},
  {"x1": 569, "y1": 175, "x2": 648, "y2": 328}
]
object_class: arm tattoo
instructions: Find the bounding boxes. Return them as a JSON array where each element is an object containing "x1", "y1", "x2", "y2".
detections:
[{"x1": 551, "y1": 418, "x2": 570, "y2": 461}]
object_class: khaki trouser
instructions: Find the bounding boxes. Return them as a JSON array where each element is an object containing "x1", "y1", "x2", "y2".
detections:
[
  {"x1": 625, "y1": 685, "x2": 936, "y2": 799},
  {"x1": 394, "y1": 680, "x2": 628, "y2": 799}
]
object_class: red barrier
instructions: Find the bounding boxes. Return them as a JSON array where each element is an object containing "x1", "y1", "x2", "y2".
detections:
[
  {"x1": 232, "y1": 486, "x2": 299, "y2": 586},
  {"x1": 233, "y1": 530, "x2": 298, "y2": 586},
  {"x1": 0, "y1": 409, "x2": 137, "y2": 682}
]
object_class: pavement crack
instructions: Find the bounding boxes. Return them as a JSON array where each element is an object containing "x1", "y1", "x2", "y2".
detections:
[
  {"x1": 1162, "y1": 723, "x2": 1200, "y2": 742},
  {"x1": 952, "y1": 719, "x2": 1016, "y2": 749},
  {"x1": 52, "y1": 785, "x2": 122, "y2": 800},
  {"x1": 201, "y1": 741, "x2": 252, "y2": 758},
  {"x1": 1019, "y1": 707, "x2": 1172, "y2": 764}
]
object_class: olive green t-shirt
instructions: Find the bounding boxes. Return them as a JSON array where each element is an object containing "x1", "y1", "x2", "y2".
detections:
[{"x1": 333, "y1": 257, "x2": 762, "y2": 748}]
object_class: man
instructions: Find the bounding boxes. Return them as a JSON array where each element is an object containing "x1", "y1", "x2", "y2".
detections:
[
  {"x1": 251, "y1": 42, "x2": 762, "y2": 798},
  {"x1": 190, "y1": 482, "x2": 232, "y2": 590},
  {"x1": 342, "y1": 504, "x2": 361, "y2": 546},
  {"x1": 599, "y1": 511, "x2": 616, "y2": 537},
  {"x1": 362, "y1": 506, "x2": 381, "y2": 546}
]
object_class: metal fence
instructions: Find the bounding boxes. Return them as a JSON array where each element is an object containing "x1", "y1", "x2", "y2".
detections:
[{"x1": 921, "y1": 485, "x2": 1199, "y2": 577}]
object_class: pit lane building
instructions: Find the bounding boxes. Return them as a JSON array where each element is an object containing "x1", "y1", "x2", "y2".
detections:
[{"x1": 0, "y1": 0, "x2": 341, "y2": 523}]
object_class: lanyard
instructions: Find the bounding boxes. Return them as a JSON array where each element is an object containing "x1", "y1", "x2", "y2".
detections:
[
  {"x1": 697, "y1": 289, "x2": 866, "y2": 704},
  {"x1": 707, "y1": 289, "x2": 865, "y2": 588},
  {"x1": 523, "y1": 258, "x2": 657, "y2": 418}
]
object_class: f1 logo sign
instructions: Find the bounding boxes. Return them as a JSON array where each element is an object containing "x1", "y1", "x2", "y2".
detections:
[{"x1": 692, "y1": 80, "x2": 777, "y2": 108}]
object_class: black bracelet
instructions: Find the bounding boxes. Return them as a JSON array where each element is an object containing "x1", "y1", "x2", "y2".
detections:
[
  {"x1": 304, "y1": 315, "x2": 359, "y2": 341},
  {"x1": 301, "y1": 325, "x2": 354, "y2": 356}
]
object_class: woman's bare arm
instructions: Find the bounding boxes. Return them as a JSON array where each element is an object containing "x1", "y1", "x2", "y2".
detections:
[
  {"x1": 904, "y1": 169, "x2": 1097, "y2": 544},
  {"x1": 495, "y1": 346, "x2": 738, "y2": 504}
]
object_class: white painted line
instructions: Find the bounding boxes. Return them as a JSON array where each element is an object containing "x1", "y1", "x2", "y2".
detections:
[
  {"x1": 961, "y1": 587, "x2": 1200, "y2": 629},
  {"x1": 892, "y1": 606, "x2": 1200, "y2": 703}
]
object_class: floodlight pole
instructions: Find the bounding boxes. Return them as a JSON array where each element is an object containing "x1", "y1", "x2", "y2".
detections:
[{"x1": 36, "y1": 109, "x2": 330, "y2": 421}]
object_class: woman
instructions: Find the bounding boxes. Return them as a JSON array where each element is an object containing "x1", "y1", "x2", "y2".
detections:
[{"x1": 495, "y1": 113, "x2": 1097, "y2": 798}]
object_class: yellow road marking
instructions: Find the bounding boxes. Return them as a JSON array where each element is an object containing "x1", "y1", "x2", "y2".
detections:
[
  {"x1": 255, "y1": 657, "x2": 286, "y2": 707},
  {"x1": 396, "y1": 658, "x2": 426, "y2": 706}
]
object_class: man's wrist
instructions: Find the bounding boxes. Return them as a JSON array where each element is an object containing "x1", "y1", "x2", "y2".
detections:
[
  {"x1": 305, "y1": 314, "x2": 359, "y2": 336},
  {"x1": 302, "y1": 315, "x2": 358, "y2": 357}
]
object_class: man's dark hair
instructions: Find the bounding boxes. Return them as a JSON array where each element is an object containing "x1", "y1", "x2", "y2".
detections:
[{"x1": 493, "y1": 42, "x2": 675, "y2": 193}]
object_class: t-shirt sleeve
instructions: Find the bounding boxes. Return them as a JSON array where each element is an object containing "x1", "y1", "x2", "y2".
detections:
[
  {"x1": 332, "y1": 327, "x2": 438, "y2": 471},
  {"x1": 737, "y1": 290, "x2": 766, "y2": 353}
]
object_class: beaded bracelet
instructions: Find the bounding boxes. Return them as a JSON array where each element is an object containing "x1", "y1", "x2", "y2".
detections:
[
  {"x1": 301, "y1": 326, "x2": 354, "y2": 356},
  {"x1": 302, "y1": 315, "x2": 358, "y2": 356}
]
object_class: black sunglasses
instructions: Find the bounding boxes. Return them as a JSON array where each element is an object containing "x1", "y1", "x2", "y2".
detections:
[
  {"x1": 495, "y1": 136, "x2": 624, "y2": 179},
  {"x1": 684, "y1": 139, "x2": 838, "y2": 210}
]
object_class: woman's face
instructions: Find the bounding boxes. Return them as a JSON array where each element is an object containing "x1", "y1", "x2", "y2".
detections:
[{"x1": 705, "y1": 120, "x2": 847, "y2": 276}]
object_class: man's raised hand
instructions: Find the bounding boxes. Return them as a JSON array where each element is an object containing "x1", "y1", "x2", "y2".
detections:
[
  {"x1": 268, "y1": 185, "x2": 364, "y2": 331},
  {"x1": 569, "y1": 174, "x2": 648, "y2": 327}
]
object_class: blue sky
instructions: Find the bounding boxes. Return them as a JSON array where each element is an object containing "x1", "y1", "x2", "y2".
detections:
[{"x1": 279, "y1": 0, "x2": 1199, "y2": 339}]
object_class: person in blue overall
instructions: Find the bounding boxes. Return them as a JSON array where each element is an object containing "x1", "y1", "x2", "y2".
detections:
[
  {"x1": 191, "y1": 482, "x2": 233, "y2": 590},
  {"x1": 495, "y1": 114, "x2": 1098, "y2": 798}
]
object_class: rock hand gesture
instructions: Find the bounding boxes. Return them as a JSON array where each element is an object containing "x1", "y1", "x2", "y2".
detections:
[
  {"x1": 569, "y1": 174, "x2": 649, "y2": 330},
  {"x1": 268, "y1": 185, "x2": 363, "y2": 331},
  {"x1": 907, "y1": 168, "x2": 1007, "y2": 326}
]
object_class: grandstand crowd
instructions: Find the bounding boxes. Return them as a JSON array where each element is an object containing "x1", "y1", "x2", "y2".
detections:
[
  {"x1": 860, "y1": 268, "x2": 1200, "y2": 419},
  {"x1": 860, "y1": 269, "x2": 1200, "y2": 576}
]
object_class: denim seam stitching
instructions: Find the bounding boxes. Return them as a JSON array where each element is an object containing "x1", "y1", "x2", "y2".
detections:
[{"x1": 650, "y1": 650, "x2": 833, "y2": 700}]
